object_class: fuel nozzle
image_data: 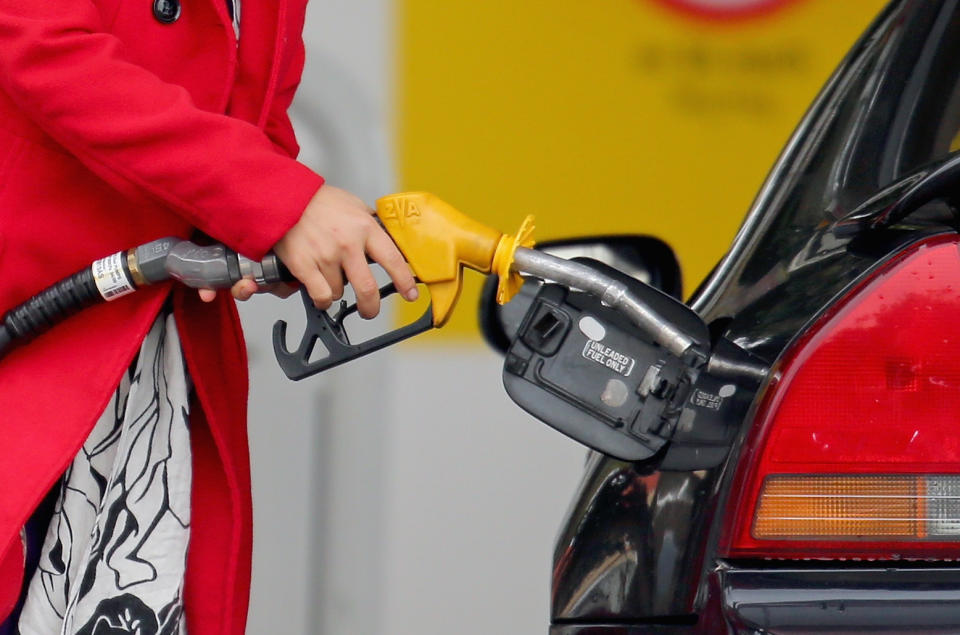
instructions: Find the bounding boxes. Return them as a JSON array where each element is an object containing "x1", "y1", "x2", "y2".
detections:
[
  {"x1": 272, "y1": 193, "x2": 538, "y2": 379},
  {"x1": 375, "y1": 192, "x2": 535, "y2": 326}
]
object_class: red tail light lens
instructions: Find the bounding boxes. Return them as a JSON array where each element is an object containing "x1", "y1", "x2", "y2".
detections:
[{"x1": 721, "y1": 236, "x2": 960, "y2": 559}]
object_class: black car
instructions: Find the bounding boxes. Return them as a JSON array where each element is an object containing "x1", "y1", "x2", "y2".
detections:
[{"x1": 481, "y1": 1, "x2": 960, "y2": 632}]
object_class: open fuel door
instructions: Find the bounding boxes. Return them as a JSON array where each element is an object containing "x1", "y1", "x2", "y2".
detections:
[{"x1": 484, "y1": 244, "x2": 766, "y2": 469}]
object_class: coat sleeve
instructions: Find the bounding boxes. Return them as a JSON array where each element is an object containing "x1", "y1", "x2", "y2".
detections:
[{"x1": 0, "y1": 1, "x2": 324, "y2": 260}]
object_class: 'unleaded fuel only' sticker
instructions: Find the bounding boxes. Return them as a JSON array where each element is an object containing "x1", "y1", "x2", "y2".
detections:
[{"x1": 582, "y1": 340, "x2": 636, "y2": 377}]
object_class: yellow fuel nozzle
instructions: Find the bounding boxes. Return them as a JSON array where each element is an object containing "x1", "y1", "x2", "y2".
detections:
[{"x1": 375, "y1": 192, "x2": 535, "y2": 326}]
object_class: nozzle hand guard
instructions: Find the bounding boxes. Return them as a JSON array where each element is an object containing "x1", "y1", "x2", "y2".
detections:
[{"x1": 272, "y1": 283, "x2": 435, "y2": 380}]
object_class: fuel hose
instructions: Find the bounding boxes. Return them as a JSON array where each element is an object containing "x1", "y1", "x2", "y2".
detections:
[{"x1": 0, "y1": 237, "x2": 290, "y2": 359}]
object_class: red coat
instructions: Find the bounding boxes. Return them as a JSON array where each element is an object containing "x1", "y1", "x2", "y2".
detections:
[{"x1": 0, "y1": 0, "x2": 324, "y2": 632}]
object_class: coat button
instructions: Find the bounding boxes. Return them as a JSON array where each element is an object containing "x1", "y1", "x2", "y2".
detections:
[{"x1": 153, "y1": 0, "x2": 181, "y2": 23}]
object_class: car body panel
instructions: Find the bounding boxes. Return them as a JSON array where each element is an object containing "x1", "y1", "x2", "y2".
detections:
[
  {"x1": 551, "y1": 0, "x2": 960, "y2": 629},
  {"x1": 720, "y1": 566, "x2": 960, "y2": 633}
]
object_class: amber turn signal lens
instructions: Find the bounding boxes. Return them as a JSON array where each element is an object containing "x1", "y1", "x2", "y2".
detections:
[{"x1": 754, "y1": 475, "x2": 960, "y2": 540}]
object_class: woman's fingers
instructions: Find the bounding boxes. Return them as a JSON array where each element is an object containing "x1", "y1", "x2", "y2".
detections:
[
  {"x1": 197, "y1": 279, "x2": 259, "y2": 303},
  {"x1": 316, "y1": 250, "x2": 345, "y2": 302},
  {"x1": 262, "y1": 282, "x2": 299, "y2": 299},
  {"x1": 297, "y1": 262, "x2": 335, "y2": 310},
  {"x1": 342, "y1": 249, "x2": 381, "y2": 319},
  {"x1": 199, "y1": 280, "x2": 298, "y2": 303},
  {"x1": 232, "y1": 279, "x2": 259, "y2": 301},
  {"x1": 366, "y1": 227, "x2": 418, "y2": 302}
]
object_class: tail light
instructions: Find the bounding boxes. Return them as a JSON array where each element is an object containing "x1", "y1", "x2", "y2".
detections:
[{"x1": 720, "y1": 235, "x2": 960, "y2": 559}]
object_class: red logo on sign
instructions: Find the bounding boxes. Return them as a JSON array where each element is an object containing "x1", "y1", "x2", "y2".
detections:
[{"x1": 649, "y1": 0, "x2": 804, "y2": 22}]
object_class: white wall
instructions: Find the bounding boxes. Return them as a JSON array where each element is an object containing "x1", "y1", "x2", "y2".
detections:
[
  {"x1": 380, "y1": 349, "x2": 586, "y2": 635},
  {"x1": 240, "y1": 3, "x2": 585, "y2": 633}
]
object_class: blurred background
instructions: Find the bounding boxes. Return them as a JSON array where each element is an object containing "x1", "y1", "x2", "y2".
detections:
[{"x1": 238, "y1": 1, "x2": 886, "y2": 632}]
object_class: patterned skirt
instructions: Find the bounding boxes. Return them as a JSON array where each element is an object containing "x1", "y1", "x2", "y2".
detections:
[{"x1": 17, "y1": 312, "x2": 192, "y2": 635}]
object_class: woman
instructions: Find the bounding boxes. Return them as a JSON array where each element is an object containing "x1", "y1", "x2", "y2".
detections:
[{"x1": 0, "y1": 0, "x2": 416, "y2": 632}]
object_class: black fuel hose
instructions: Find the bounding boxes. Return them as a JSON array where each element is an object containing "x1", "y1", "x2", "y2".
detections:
[
  {"x1": 0, "y1": 238, "x2": 291, "y2": 360},
  {"x1": 0, "y1": 267, "x2": 108, "y2": 358}
]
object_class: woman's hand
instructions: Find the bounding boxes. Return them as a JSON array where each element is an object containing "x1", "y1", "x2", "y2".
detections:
[
  {"x1": 199, "y1": 185, "x2": 418, "y2": 317},
  {"x1": 271, "y1": 185, "x2": 418, "y2": 318}
]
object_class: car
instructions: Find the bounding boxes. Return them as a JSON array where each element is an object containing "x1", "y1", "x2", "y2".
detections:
[{"x1": 481, "y1": 1, "x2": 960, "y2": 631}]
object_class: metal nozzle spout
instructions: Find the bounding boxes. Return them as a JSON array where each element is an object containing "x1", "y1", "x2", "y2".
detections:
[{"x1": 510, "y1": 247, "x2": 707, "y2": 364}]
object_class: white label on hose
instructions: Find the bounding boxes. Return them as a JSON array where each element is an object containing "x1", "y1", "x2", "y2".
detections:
[{"x1": 92, "y1": 252, "x2": 135, "y2": 300}]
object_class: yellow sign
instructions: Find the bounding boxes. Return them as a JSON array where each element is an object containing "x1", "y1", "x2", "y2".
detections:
[{"x1": 395, "y1": 0, "x2": 887, "y2": 338}]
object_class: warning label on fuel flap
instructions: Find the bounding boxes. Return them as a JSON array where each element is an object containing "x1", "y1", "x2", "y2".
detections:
[
  {"x1": 691, "y1": 389, "x2": 722, "y2": 410},
  {"x1": 582, "y1": 340, "x2": 636, "y2": 377}
]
